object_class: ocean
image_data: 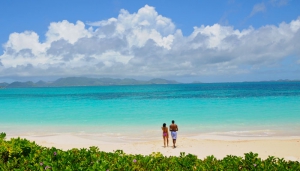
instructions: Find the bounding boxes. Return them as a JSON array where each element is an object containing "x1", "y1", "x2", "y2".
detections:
[{"x1": 1, "y1": 82, "x2": 300, "y2": 141}]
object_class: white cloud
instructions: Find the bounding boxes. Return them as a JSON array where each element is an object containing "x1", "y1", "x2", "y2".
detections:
[
  {"x1": 4, "y1": 31, "x2": 47, "y2": 55},
  {"x1": 0, "y1": 5, "x2": 299, "y2": 81},
  {"x1": 250, "y1": 3, "x2": 266, "y2": 17},
  {"x1": 270, "y1": 0, "x2": 289, "y2": 7},
  {"x1": 46, "y1": 20, "x2": 92, "y2": 44}
]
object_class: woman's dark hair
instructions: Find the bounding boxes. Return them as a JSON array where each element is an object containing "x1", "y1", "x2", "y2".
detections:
[{"x1": 163, "y1": 123, "x2": 166, "y2": 127}]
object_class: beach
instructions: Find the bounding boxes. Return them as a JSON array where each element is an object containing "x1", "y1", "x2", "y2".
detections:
[
  {"x1": 7, "y1": 133, "x2": 300, "y2": 162},
  {"x1": 2, "y1": 83, "x2": 300, "y2": 162}
]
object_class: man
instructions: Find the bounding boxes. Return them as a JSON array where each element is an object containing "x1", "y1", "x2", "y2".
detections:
[{"x1": 169, "y1": 120, "x2": 178, "y2": 148}]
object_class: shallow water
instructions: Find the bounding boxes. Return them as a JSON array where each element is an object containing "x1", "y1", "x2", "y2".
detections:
[{"x1": 1, "y1": 82, "x2": 300, "y2": 139}]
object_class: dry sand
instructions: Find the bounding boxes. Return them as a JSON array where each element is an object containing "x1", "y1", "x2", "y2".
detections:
[{"x1": 7, "y1": 134, "x2": 300, "y2": 161}]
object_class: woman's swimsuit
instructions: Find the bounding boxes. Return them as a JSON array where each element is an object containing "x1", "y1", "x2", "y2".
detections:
[{"x1": 163, "y1": 132, "x2": 168, "y2": 137}]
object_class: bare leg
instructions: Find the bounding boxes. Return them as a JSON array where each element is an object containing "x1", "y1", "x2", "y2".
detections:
[
  {"x1": 167, "y1": 138, "x2": 169, "y2": 147},
  {"x1": 172, "y1": 139, "x2": 176, "y2": 148},
  {"x1": 174, "y1": 139, "x2": 176, "y2": 148}
]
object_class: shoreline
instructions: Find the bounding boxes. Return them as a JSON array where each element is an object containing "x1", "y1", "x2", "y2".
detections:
[
  {"x1": 6, "y1": 133, "x2": 300, "y2": 162},
  {"x1": 3, "y1": 123, "x2": 300, "y2": 139}
]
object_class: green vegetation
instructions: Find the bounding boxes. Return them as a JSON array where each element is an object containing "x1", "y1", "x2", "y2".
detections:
[{"x1": 1, "y1": 132, "x2": 299, "y2": 170}]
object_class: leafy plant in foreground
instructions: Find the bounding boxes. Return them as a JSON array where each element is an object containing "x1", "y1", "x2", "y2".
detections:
[{"x1": 1, "y1": 132, "x2": 300, "y2": 170}]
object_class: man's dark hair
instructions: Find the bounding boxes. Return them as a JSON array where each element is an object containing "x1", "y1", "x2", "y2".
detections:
[{"x1": 172, "y1": 120, "x2": 175, "y2": 123}]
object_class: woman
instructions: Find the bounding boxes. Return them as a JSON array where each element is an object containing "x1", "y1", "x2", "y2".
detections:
[{"x1": 161, "y1": 123, "x2": 169, "y2": 147}]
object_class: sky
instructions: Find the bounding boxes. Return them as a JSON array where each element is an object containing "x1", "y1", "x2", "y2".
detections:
[{"x1": 0, "y1": 0, "x2": 300, "y2": 83}]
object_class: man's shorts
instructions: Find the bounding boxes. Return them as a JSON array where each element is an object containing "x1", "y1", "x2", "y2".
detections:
[{"x1": 171, "y1": 131, "x2": 177, "y2": 140}]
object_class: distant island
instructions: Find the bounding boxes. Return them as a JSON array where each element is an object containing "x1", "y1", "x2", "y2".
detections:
[
  {"x1": 0, "y1": 77, "x2": 179, "y2": 88},
  {"x1": 1, "y1": 77, "x2": 300, "y2": 88},
  {"x1": 258, "y1": 79, "x2": 300, "y2": 82}
]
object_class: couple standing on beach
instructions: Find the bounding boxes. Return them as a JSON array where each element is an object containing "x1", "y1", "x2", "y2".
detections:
[{"x1": 162, "y1": 120, "x2": 178, "y2": 148}]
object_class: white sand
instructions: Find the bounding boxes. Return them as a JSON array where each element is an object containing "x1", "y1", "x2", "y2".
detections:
[{"x1": 7, "y1": 133, "x2": 300, "y2": 161}]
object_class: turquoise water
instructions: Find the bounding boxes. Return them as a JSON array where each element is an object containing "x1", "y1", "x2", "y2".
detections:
[{"x1": 1, "y1": 82, "x2": 300, "y2": 138}]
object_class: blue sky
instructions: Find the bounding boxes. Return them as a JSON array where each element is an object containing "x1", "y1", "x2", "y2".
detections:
[{"x1": 0, "y1": 0, "x2": 300, "y2": 83}]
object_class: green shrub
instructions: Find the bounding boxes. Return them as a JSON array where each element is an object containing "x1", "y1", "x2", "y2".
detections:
[{"x1": 0, "y1": 132, "x2": 299, "y2": 170}]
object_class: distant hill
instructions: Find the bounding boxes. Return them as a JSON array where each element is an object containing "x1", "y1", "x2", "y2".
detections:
[
  {"x1": 35, "y1": 80, "x2": 48, "y2": 87},
  {"x1": 147, "y1": 78, "x2": 177, "y2": 84},
  {"x1": 6, "y1": 81, "x2": 35, "y2": 88},
  {"x1": 258, "y1": 79, "x2": 300, "y2": 82},
  {"x1": 2, "y1": 77, "x2": 179, "y2": 88},
  {"x1": 191, "y1": 81, "x2": 203, "y2": 84},
  {"x1": 0, "y1": 82, "x2": 9, "y2": 88}
]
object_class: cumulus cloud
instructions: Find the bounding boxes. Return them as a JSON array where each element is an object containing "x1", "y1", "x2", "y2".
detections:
[
  {"x1": 46, "y1": 20, "x2": 92, "y2": 44},
  {"x1": 0, "y1": 5, "x2": 300, "y2": 81}
]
